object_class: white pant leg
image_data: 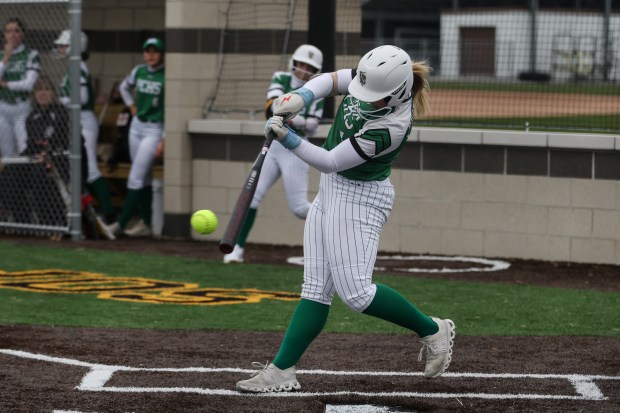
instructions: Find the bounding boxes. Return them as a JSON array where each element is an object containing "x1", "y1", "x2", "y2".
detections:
[
  {"x1": 13, "y1": 101, "x2": 31, "y2": 155},
  {"x1": 324, "y1": 173, "x2": 394, "y2": 312},
  {"x1": 0, "y1": 106, "x2": 16, "y2": 156},
  {"x1": 127, "y1": 119, "x2": 163, "y2": 190},
  {"x1": 300, "y1": 179, "x2": 335, "y2": 305},
  {"x1": 81, "y1": 110, "x2": 102, "y2": 183},
  {"x1": 249, "y1": 143, "x2": 282, "y2": 209},
  {"x1": 280, "y1": 147, "x2": 311, "y2": 219}
]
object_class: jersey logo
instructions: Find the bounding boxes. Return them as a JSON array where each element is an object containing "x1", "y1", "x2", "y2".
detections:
[
  {"x1": 359, "y1": 71, "x2": 367, "y2": 86},
  {"x1": 343, "y1": 97, "x2": 362, "y2": 130},
  {"x1": 136, "y1": 78, "x2": 162, "y2": 95}
]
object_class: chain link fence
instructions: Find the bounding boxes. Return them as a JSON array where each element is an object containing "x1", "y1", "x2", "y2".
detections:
[{"x1": 0, "y1": 0, "x2": 81, "y2": 238}]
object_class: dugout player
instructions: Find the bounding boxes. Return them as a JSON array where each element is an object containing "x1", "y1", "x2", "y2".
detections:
[
  {"x1": 54, "y1": 29, "x2": 116, "y2": 236},
  {"x1": 103, "y1": 38, "x2": 165, "y2": 239},
  {"x1": 236, "y1": 45, "x2": 455, "y2": 393},
  {"x1": 223, "y1": 44, "x2": 324, "y2": 264},
  {"x1": 0, "y1": 18, "x2": 40, "y2": 157}
]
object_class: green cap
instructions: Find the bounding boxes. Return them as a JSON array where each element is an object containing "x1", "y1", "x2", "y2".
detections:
[{"x1": 143, "y1": 37, "x2": 164, "y2": 52}]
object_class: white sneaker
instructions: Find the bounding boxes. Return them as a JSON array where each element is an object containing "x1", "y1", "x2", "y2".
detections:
[
  {"x1": 223, "y1": 245, "x2": 244, "y2": 263},
  {"x1": 418, "y1": 317, "x2": 456, "y2": 378},
  {"x1": 236, "y1": 362, "x2": 300, "y2": 393},
  {"x1": 123, "y1": 219, "x2": 152, "y2": 237},
  {"x1": 95, "y1": 216, "x2": 116, "y2": 240}
]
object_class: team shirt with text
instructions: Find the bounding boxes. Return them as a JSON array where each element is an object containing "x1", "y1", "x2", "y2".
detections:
[
  {"x1": 0, "y1": 47, "x2": 41, "y2": 104},
  {"x1": 324, "y1": 95, "x2": 413, "y2": 181},
  {"x1": 60, "y1": 61, "x2": 95, "y2": 111},
  {"x1": 125, "y1": 64, "x2": 165, "y2": 123}
]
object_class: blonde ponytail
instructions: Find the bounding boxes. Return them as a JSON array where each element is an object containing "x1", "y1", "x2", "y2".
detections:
[{"x1": 411, "y1": 60, "x2": 431, "y2": 117}]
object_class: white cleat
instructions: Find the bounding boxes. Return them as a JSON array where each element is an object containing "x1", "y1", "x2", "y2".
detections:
[
  {"x1": 223, "y1": 245, "x2": 244, "y2": 264},
  {"x1": 95, "y1": 216, "x2": 116, "y2": 240},
  {"x1": 418, "y1": 317, "x2": 456, "y2": 378},
  {"x1": 236, "y1": 362, "x2": 300, "y2": 393},
  {"x1": 124, "y1": 219, "x2": 152, "y2": 237}
]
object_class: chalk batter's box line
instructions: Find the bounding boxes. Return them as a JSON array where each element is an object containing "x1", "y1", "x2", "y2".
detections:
[{"x1": 1, "y1": 349, "x2": 618, "y2": 401}]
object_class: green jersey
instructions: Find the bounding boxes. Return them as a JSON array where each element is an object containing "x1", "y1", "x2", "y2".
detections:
[
  {"x1": 267, "y1": 71, "x2": 323, "y2": 137},
  {"x1": 324, "y1": 96, "x2": 413, "y2": 181},
  {"x1": 0, "y1": 45, "x2": 41, "y2": 104},
  {"x1": 125, "y1": 64, "x2": 165, "y2": 123},
  {"x1": 60, "y1": 61, "x2": 95, "y2": 111}
]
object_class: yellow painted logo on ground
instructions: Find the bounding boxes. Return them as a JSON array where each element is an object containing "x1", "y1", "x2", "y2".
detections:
[{"x1": 0, "y1": 269, "x2": 300, "y2": 306}]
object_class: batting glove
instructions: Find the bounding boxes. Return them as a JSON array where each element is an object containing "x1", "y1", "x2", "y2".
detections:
[
  {"x1": 264, "y1": 116, "x2": 302, "y2": 150},
  {"x1": 273, "y1": 87, "x2": 315, "y2": 121}
]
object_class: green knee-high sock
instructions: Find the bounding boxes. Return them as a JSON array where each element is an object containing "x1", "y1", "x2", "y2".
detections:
[
  {"x1": 362, "y1": 284, "x2": 438, "y2": 337},
  {"x1": 139, "y1": 186, "x2": 153, "y2": 226},
  {"x1": 236, "y1": 208, "x2": 257, "y2": 247},
  {"x1": 118, "y1": 189, "x2": 141, "y2": 229},
  {"x1": 272, "y1": 299, "x2": 330, "y2": 370},
  {"x1": 88, "y1": 177, "x2": 114, "y2": 216}
]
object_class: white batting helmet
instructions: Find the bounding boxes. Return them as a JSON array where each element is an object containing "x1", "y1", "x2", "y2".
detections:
[
  {"x1": 348, "y1": 45, "x2": 413, "y2": 106},
  {"x1": 54, "y1": 29, "x2": 88, "y2": 54},
  {"x1": 290, "y1": 44, "x2": 322, "y2": 72}
]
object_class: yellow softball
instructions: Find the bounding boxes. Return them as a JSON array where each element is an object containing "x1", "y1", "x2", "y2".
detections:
[{"x1": 190, "y1": 210, "x2": 219, "y2": 235}]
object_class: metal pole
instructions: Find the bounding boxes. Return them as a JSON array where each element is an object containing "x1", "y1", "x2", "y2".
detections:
[
  {"x1": 69, "y1": 0, "x2": 82, "y2": 240},
  {"x1": 602, "y1": 0, "x2": 611, "y2": 81},
  {"x1": 529, "y1": 0, "x2": 538, "y2": 73}
]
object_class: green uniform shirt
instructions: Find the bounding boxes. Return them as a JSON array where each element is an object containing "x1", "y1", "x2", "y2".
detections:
[
  {"x1": 0, "y1": 46, "x2": 41, "y2": 104},
  {"x1": 125, "y1": 64, "x2": 165, "y2": 123},
  {"x1": 324, "y1": 96, "x2": 413, "y2": 181},
  {"x1": 268, "y1": 71, "x2": 323, "y2": 137},
  {"x1": 60, "y1": 61, "x2": 95, "y2": 111}
]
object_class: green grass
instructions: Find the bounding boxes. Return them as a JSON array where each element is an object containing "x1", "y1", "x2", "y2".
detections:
[
  {"x1": 432, "y1": 81, "x2": 620, "y2": 96},
  {"x1": 0, "y1": 241, "x2": 618, "y2": 337},
  {"x1": 418, "y1": 113, "x2": 620, "y2": 132}
]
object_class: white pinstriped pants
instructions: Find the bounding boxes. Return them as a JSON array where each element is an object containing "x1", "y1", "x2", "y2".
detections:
[
  {"x1": 0, "y1": 100, "x2": 30, "y2": 157},
  {"x1": 127, "y1": 118, "x2": 163, "y2": 190},
  {"x1": 250, "y1": 140, "x2": 311, "y2": 219},
  {"x1": 81, "y1": 110, "x2": 102, "y2": 183},
  {"x1": 301, "y1": 172, "x2": 394, "y2": 312}
]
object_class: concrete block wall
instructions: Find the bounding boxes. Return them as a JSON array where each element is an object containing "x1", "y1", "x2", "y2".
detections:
[{"x1": 189, "y1": 120, "x2": 620, "y2": 265}]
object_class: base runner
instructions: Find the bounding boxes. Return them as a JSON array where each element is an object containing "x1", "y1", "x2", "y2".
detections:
[{"x1": 236, "y1": 45, "x2": 455, "y2": 393}]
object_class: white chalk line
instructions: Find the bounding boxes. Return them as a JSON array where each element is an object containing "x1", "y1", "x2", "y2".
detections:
[
  {"x1": 286, "y1": 255, "x2": 511, "y2": 273},
  {"x1": 1, "y1": 349, "x2": 617, "y2": 401}
]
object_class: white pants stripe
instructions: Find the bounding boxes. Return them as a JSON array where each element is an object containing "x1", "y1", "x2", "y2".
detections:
[{"x1": 301, "y1": 173, "x2": 394, "y2": 312}]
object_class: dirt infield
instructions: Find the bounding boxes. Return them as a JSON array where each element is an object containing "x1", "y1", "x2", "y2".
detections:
[
  {"x1": 425, "y1": 90, "x2": 620, "y2": 118},
  {"x1": 1, "y1": 235, "x2": 619, "y2": 412}
]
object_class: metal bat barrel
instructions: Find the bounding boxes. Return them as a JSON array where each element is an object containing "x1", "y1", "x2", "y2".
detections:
[{"x1": 219, "y1": 136, "x2": 274, "y2": 254}]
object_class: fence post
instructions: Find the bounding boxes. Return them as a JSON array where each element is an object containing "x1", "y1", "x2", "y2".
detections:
[{"x1": 69, "y1": 0, "x2": 82, "y2": 240}]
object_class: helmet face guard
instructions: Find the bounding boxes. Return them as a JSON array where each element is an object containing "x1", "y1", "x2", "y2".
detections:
[{"x1": 348, "y1": 45, "x2": 413, "y2": 107}]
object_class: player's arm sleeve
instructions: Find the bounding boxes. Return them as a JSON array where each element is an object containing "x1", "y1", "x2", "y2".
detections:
[
  {"x1": 6, "y1": 69, "x2": 39, "y2": 91},
  {"x1": 291, "y1": 138, "x2": 365, "y2": 173},
  {"x1": 80, "y1": 74, "x2": 89, "y2": 106},
  {"x1": 303, "y1": 69, "x2": 354, "y2": 99},
  {"x1": 8, "y1": 50, "x2": 41, "y2": 91},
  {"x1": 119, "y1": 67, "x2": 138, "y2": 107}
]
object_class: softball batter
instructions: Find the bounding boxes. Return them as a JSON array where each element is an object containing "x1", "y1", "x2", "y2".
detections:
[
  {"x1": 54, "y1": 30, "x2": 115, "y2": 235},
  {"x1": 104, "y1": 38, "x2": 165, "y2": 239},
  {"x1": 236, "y1": 45, "x2": 455, "y2": 393},
  {"x1": 223, "y1": 44, "x2": 324, "y2": 264},
  {"x1": 0, "y1": 18, "x2": 40, "y2": 157}
]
